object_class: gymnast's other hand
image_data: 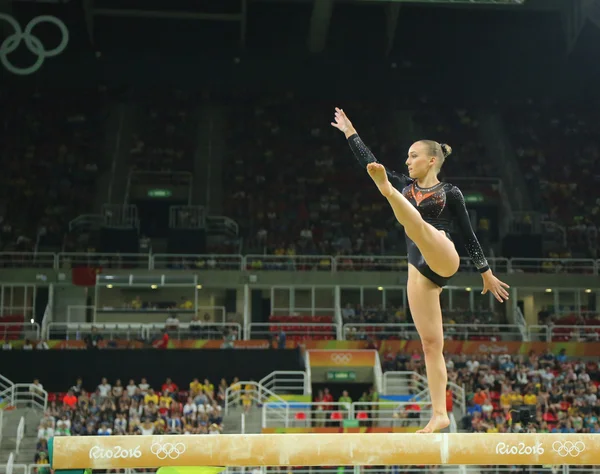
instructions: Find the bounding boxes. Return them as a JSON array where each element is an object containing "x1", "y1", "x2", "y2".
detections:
[
  {"x1": 331, "y1": 107, "x2": 356, "y2": 138},
  {"x1": 481, "y1": 270, "x2": 510, "y2": 303},
  {"x1": 367, "y1": 163, "x2": 394, "y2": 198}
]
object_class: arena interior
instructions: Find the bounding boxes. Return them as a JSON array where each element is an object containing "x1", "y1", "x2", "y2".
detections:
[{"x1": 0, "y1": 0, "x2": 600, "y2": 473}]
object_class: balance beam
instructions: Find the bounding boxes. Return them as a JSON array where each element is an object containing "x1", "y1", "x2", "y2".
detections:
[{"x1": 51, "y1": 433, "x2": 599, "y2": 468}]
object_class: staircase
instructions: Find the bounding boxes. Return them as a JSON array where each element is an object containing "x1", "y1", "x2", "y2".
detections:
[
  {"x1": 0, "y1": 408, "x2": 44, "y2": 465},
  {"x1": 223, "y1": 406, "x2": 263, "y2": 434}
]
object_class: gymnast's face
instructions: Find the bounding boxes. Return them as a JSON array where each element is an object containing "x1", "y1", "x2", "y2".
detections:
[{"x1": 406, "y1": 142, "x2": 437, "y2": 179}]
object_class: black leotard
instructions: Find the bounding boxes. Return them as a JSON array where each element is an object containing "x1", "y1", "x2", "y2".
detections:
[{"x1": 347, "y1": 133, "x2": 490, "y2": 287}]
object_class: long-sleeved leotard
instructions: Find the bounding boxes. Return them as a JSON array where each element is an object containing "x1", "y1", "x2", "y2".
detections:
[{"x1": 348, "y1": 133, "x2": 489, "y2": 286}]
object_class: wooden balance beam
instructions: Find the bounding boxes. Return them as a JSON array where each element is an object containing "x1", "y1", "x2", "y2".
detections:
[{"x1": 50, "y1": 433, "x2": 599, "y2": 469}]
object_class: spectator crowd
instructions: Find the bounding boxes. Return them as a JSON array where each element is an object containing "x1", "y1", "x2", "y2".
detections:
[{"x1": 32, "y1": 376, "x2": 246, "y2": 465}]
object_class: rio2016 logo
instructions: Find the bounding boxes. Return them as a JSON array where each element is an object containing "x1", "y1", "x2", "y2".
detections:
[
  {"x1": 89, "y1": 446, "x2": 142, "y2": 460},
  {"x1": 495, "y1": 442, "x2": 544, "y2": 455}
]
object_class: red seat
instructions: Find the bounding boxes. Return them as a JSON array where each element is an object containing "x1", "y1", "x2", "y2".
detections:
[
  {"x1": 356, "y1": 411, "x2": 368, "y2": 420},
  {"x1": 294, "y1": 412, "x2": 307, "y2": 421},
  {"x1": 330, "y1": 411, "x2": 343, "y2": 420}
]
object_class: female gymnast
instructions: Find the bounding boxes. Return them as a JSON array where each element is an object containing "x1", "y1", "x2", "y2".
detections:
[{"x1": 331, "y1": 107, "x2": 510, "y2": 433}]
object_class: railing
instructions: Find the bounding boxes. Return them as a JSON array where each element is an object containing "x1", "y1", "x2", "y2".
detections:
[
  {"x1": 14, "y1": 383, "x2": 48, "y2": 411},
  {"x1": 152, "y1": 254, "x2": 243, "y2": 270},
  {"x1": 0, "y1": 374, "x2": 14, "y2": 408},
  {"x1": 58, "y1": 253, "x2": 152, "y2": 269},
  {"x1": 5, "y1": 454, "x2": 14, "y2": 474},
  {"x1": 383, "y1": 372, "x2": 465, "y2": 416},
  {"x1": 344, "y1": 323, "x2": 523, "y2": 341},
  {"x1": 352, "y1": 401, "x2": 432, "y2": 427},
  {"x1": 246, "y1": 254, "x2": 335, "y2": 271},
  {"x1": 0, "y1": 252, "x2": 597, "y2": 274},
  {"x1": 144, "y1": 322, "x2": 241, "y2": 341},
  {"x1": 249, "y1": 323, "x2": 337, "y2": 340},
  {"x1": 47, "y1": 322, "x2": 146, "y2": 341},
  {"x1": 0, "y1": 323, "x2": 41, "y2": 340},
  {"x1": 514, "y1": 305, "x2": 528, "y2": 341},
  {"x1": 262, "y1": 401, "x2": 352, "y2": 428},
  {"x1": 225, "y1": 381, "x2": 290, "y2": 428},
  {"x1": 259, "y1": 371, "x2": 309, "y2": 396},
  {"x1": 15, "y1": 416, "x2": 24, "y2": 455},
  {"x1": 528, "y1": 324, "x2": 600, "y2": 342},
  {"x1": 510, "y1": 257, "x2": 597, "y2": 274},
  {"x1": 45, "y1": 322, "x2": 240, "y2": 341},
  {"x1": 383, "y1": 371, "x2": 429, "y2": 397},
  {"x1": 0, "y1": 409, "x2": 3, "y2": 449}
]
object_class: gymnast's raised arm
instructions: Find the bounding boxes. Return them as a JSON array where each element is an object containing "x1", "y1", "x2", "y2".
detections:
[{"x1": 331, "y1": 107, "x2": 411, "y2": 190}]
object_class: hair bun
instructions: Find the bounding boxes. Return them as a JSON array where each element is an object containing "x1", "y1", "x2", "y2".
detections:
[{"x1": 440, "y1": 143, "x2": 453, "y2": 158}]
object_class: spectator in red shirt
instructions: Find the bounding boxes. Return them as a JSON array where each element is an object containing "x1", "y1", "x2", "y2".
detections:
[
  {"x1": 63, "y1": 390, "x2": 77, "y2": 409},
  {"x1": 162, "y1": 378, "x2": 178, "y2": 395},
  {"x1": 153, "y1": 331, "x2": 169, "y2": 349},
  {"x1": 446, "y1": 386, "x2": 454, "y2": 413}
]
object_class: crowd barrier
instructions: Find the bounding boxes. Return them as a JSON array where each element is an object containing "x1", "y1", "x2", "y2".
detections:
[
  {"x1": 2, "y1": 322, "x2": 599, "y2": 343},
  {"x1": 0, "y1": 252, "x2": 598, "y2": 274}
]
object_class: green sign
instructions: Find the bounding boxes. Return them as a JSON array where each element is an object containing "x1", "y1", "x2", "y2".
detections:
[
  {"x1": 343, "y1": 419, "x2": 360, "y2": 428},
  {"x1": 326, "y1": 370, "x2": 356, "y2": 381},
  {"x1": 464, "y1": 193, "x2": 484, "y2": 203},
  {"x1": 148, "y1": 189, "x2": 173, "y2": 198}
]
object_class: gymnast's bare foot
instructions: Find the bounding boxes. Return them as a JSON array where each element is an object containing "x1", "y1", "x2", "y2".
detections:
[
  {"x1": 417, "y1": 413, "x2": 450, "y2": 433},
  {"x1": 367, "y1": 163, "x2": 394, "y2": 197}
]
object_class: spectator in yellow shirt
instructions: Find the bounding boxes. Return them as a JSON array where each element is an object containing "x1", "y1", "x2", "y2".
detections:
[
  {"x1": 523, "y1": 391, "x2": 537, "y2": 405},
  {"x1": 500, "y1": 392, "x2": 511, "y2": 409},
  {"x1": 509, "y1": 391, "x2": 524, "y2": 406},
  {"x1": 190, "y1": 378, "x2": 202, "y2": 396},
  {"x1": 160, "y1": 391, "x2": 173, "y2": 407},
  {"x1": 144, "y1": 389, "x2": 159, "y2": 405},
  {"x1": 203, "y1": 379, "x2": 215, "y2": 398}
]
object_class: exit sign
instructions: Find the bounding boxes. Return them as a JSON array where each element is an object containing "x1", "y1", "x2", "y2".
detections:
[{"x1": 327, "y1": 371, "x2": 356, "y2": 381}]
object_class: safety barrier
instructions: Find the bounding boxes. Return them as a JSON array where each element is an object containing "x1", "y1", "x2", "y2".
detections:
[
  {"x1": 44, "y1": 322, "x2": 241, "y2": 341},
  {"x1": 344, "y1": 323, "x2": 523, "y2": 341},
  {"x1": 0, "y1": 252, "x2": 597, "y2": 274}
]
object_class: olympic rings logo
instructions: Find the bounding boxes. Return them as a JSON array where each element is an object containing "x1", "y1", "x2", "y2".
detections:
[
  {"x1": 552, "y1": 441, "x2": 585, "y2": 457},
  {"x1": 330, "y1": 353, "x2": 352, "y2": 364},
  {"x1": 0, "y1": 13, "x2": 69, "y2": 75},
  {"x1": 150, "y1": 442, "x2": 187, "y2": 460}
]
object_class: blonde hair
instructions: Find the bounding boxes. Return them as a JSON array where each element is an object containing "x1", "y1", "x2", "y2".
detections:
[{"x1": 419, "y1": 140, "x2": 452, "y2": 171}]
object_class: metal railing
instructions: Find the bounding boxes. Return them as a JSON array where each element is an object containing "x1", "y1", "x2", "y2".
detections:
[
  {"x1": 528, "y1": 324, "x2": 600, "y2": 342},
  {"x1": 263, "y1": 401, "x2": 352, "y2": 428},
  {"x1": 344, "y1": 323, "x2": 523, "y2": 341},
  {"x1": 45, "y1": 322, "x2": 241, "y2": 341},
  {"x1": 15, "y1": 417, "x2": 24, "y2": 455},
  {"x1": 383, "y1": 372, "x2": 466, "y2": 415},
  {"x1": 5, "y1": 454, "x2": 14, "y2": 474},
  {"x1": 249, "y1": 323, "x2": 337, "y2": 340},
  {"x1": 0, "y1": 323, "x2": 41, "y2": 340},
  {"x1": 259, "y1": 371, "x2": 309, "y2": 396},
  {"x1": 58, "y1": 252, "x2": 151, "y2": 269},
  {"x1": 225, "y1": 381, "x2": 290, "y2": 428},
  {"x1": 0, "y1": 375, "x2": 47, "y2": 411},
  {"x1": 152, "y1": 254, "x2": 243, "y2": 270},
  {"x1": 144, "y1": 322, "x2": 241, "y2": 341},
  {"x1": 0, "y1": 252, "x2": 597, "y2": 274}
]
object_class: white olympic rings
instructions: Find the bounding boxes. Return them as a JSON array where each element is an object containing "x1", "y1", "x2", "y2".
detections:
[
  {"x1": 0, "y1": 13, "x2": 69, "y2": 75},
  {"x1": 331, "y1": 353, "x2": 352, "y2": 364},
  {"x1": 150, "y1": 442, "x2": 187, "y2": 460},
  {"x1": 552, "y1": 441, "x2": 585, "y2": 457}
]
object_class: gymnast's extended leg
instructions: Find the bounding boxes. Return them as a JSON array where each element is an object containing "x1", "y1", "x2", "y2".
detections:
[
  {"x1": 407, "y1": 265, "x2": 449, "y2": 433},
  {"x1": 366, "y1": 163, "x2": 459, "y2": 277}
]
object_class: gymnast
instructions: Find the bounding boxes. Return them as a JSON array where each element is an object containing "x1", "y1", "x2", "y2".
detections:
[{"x1": 332, "y1": 107, "x2": 510, "y2": 433}]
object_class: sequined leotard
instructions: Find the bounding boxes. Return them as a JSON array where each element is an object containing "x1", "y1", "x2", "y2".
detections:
[{"x1": 348, "y1": 133, "x2": 489, "y2": 287}]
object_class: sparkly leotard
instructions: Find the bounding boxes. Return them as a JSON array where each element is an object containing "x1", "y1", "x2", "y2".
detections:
[{"x1": 348, "y1": 133, "x2": 489, "y2": 287}]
